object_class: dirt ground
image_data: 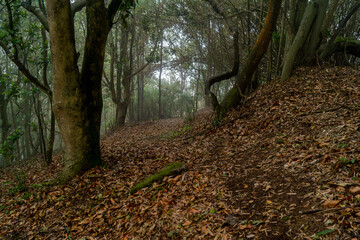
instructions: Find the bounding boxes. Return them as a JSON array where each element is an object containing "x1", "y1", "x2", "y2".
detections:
[{"x1": 1, "y1": 66, "x2": 360, "y2": 239}]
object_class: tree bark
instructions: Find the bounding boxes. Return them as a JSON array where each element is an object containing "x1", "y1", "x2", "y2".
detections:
[
  {"x1": 303, "y1": 0, "x2": 328, "y2": 64},
  {"x1": 46, "y1": 0, "x2": 123, "y2": 182},
  {"x1": 0, "y1": 68, "x2": 10, "y2": 144},
  {"x1": 322, "y1": 37, "x2": 360, "y2": 59},
  {"x1": 216, "y1": 0, "x2": 282, "y2": 119},
  {"x1": 320, "y1": 0, "x2": 360, "y2": 60},
  {"x1": 158, "y1": 37, "x2": 163, "y2": 119},
  {"x1": 204, "y1": 0, "x2": 240, "y2": 110},
  {"x1": 281, "y1": 0, "x2": 318, "y2": 81}
]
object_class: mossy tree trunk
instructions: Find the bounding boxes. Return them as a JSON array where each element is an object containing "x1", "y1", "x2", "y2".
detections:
[
  {"x1": 215, "y1": 0, "x2": 282, "y2": 120},
  {"x1": 280, "y1": 0, "x2": 360, "y2": 80},
  {"x1": 321, "y1": 38, "x2": 360, "y2": 59},
  {"x1": 46, "y1": 0, "x2": 134, "y2": 182}
]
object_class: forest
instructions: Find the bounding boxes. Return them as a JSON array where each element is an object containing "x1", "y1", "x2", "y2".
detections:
[{"x1": 0, "y1": 0, "x2": 360, "y2": 239}]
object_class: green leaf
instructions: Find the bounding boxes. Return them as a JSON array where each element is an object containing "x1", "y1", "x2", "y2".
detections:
[
  {"x1": 281, "y1": 215, "x2": 290, "y2": 222},
  {"x1": 315, "y1": 229, "x2": 335, "y2": 236}
]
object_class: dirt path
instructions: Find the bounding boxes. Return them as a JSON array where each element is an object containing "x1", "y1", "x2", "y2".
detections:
[{"x1": 1, "y1": 67, "x2": 360, "y2": 239}]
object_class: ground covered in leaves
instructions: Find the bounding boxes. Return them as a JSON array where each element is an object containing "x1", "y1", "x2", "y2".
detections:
[{"x1": 1, "y1": 66, "x2": 360, "y2": 239}]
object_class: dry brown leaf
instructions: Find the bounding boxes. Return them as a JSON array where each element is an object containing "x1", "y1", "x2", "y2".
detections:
[{"x1": 324, "y1": 200, "x2": 340, "y2": 208}]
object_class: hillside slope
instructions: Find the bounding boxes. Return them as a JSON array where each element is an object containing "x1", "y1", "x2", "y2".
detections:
[{"x1": 1, "y1": 66, "x2": 360, "y2": 239}]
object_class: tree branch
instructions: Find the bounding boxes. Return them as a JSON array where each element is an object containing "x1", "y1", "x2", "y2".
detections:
[
  {"x1": 0, "y1": 41, "x2": 52, "y2": 98},
  {"x1": 22, "y1": 0, "x2": 86, "y2": 31},
  {"x1": 205, "y1": 31, "x2": 239, "y2": 95},
  {"x1": 128, "y1": 61, "x2": 151, "y2": 79},
  {"x1": 71, "y1": 0, "x2": 86, "y2": 16},
  {"x1": 205, "y1": 0, "x2": 238, "y2": 32},
  {"x1": 21, "y1": 2, "x2": 49, "y2": 31},
  {"x1": 107, "y1": 0, "x2": 124, "y2": 23},
  {"x1": 328, "y1": 1, "x2": 360, "y2": 44}
]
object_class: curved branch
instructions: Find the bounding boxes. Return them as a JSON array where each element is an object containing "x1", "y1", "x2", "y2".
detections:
[
  {"x1": 204, "y1": 0, "x2": 240, "y2": 109},
  {"x1": 204, "y1": 31, "x2": 239, "y2": 95},
  {"x1": 22, "y1": 0, "x2": 86, "y2": 31},
  {"x1": 71, "y1": 0, "x2": 87, "y2": 16},
  {"x1": 0, "y1": 41, "x2": 52, "y2": 98},
  {"x1": 21, "y1": 3, "x2": 49, "y2": 31},
  {"x1": 323, "y1": 38, "x2": 360, "y2": 59}
]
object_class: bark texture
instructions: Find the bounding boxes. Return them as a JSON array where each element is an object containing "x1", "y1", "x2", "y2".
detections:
[
  {"x1": 281, "y1": 0, "x2": 318, "y2": 81},
  {"x1": 46, "y1": 0, "x2": 118, "y2": 182},
  {"x1": 216, "y1": 0, "x2": 282, "y2": 119}
]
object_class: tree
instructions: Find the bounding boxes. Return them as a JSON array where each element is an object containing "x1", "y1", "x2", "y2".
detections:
[
  {"x1": 206, "y1": 0, "x2": 282, "y2": 119},
  {"x1": 0, "y1": 0, "x2": 55, "y2": 164},
  {"x1": 281, "y1": 0, "x2": 360, "y2": 80},
  {"x1": 45, "y1": 0, "x2": 135, "y2": 182}
]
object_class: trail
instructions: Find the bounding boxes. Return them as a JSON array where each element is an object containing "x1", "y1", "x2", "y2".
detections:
[{"x1": 1, "y1": 66, "x2": 360, "y2": 239}]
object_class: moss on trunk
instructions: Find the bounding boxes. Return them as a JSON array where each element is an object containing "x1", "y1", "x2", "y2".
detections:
[{"x1": 129, "y1": 162, "x2": 186, "y2": 194}]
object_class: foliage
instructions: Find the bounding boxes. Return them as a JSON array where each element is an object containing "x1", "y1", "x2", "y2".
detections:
[
  {"x1": 167, "y1": 125, "x2": 192, "y2": 138},
  {"x1": 0, "y1": 129, "x2": 23, "y2": 164},
  {"x1": 8, "y1": 170, "x2": 27, "y2": 195}
]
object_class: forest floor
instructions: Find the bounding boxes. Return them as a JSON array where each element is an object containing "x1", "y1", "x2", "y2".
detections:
[{"x1": 1, "y1": 66, "x2": 360, "y2": 239}]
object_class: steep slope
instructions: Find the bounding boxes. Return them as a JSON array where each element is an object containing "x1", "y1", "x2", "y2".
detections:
[{"x1": 0, "y1": 66, "x2": 359, "y2": 240}]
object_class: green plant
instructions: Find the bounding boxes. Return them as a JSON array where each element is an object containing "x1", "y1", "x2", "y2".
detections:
[
  {"x1": 0, "y1": 129, "x2": 23, "y2": 165},
  {"x1": 212, "y1": 119, "x2": 220, "y2": 127},
  {"x1": 8, "y1": 170, "x2": 27, "y2": 195},
  {"x1": 337, "y1": 142, "x2": 347, "y2": 148},
  {"x1": 184, "y1": 107, "x2": 195, "y2": 123},
  {"x1": 338, "y1": 157, "x2": 360, "y2": 164},
  {"x1": 167, "y1": 126, "x2": 192, "y2": 138}
]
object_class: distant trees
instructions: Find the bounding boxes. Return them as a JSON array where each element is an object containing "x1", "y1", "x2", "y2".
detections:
[
  {"x1": 0, "y1": 0, "x2": 55, "y2": 165},
  {"x1": 0, "y1": 0, "x2": 359, "y2": 181}
]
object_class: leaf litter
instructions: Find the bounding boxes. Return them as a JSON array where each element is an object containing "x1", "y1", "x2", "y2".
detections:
[{"x1": 1, "y1": 66, "x2": 360, "y2": 239}]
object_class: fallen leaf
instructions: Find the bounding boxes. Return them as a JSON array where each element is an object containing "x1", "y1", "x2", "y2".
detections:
[
  {"x1": 324, "y1": 200, "x2": 340, "y2": 208},
  {"x1": 350, "y1": 186, "x2": 360, "y2": 194}
]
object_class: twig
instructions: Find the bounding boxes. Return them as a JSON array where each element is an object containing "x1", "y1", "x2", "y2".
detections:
[{"x1": 301, "y1": 204, "x2": 360, "y2": 215}]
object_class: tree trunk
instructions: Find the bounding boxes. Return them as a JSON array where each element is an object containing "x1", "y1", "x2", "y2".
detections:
[
  {"x1": 216, "y1": 0, "x2": 282, "y2": 119},
  {"x1": 33, "y1": 94, "x2": 47, "y2": 163},
  {"x1": 267, "y1": 39, "x2": 273, "y2": 82},
  {"x1": 281, "y1": 0, "x2": 318, "y2": 81},
  {"x1": 284, "y1": 0, "x2": 307, "y2": 57},
  {"x1": 46, "y1": 0, "x2": 112, "y2": 182},
  {"x1": 24, "y1": 94, "x2": 32, "y2": 159},
  {"x1": 319, "y1": 0, "x2": 360, "y2": 60},
  {"x1": 303, "y1": 0, "x2": 328, "y2": 64},
  {"x1": 276, "y1": 1, "x2": 286, "y2": 75},
  {"x1": 0, "y1": 77, "x2": 10, "y2": 144},
  {"x1": 322, "y1": 37, "x2": 360, "y2": 59},
  {"x1": 10, "y1": 100, "x2": 20, "y2": 161},
  {"x1": 158, "y1": 37, "x2": 163, "y2": 119},
  {"x1": 320, "y1": 0, "x2": 339, "y2": 41}
]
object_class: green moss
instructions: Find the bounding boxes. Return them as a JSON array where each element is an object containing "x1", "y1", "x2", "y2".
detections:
[
  {"x1": 129, "y1": 162, "x2": 186, "y2": 194},
  {"x1": 167, "y1": 126, "x2": 192, "y2": 139}
]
